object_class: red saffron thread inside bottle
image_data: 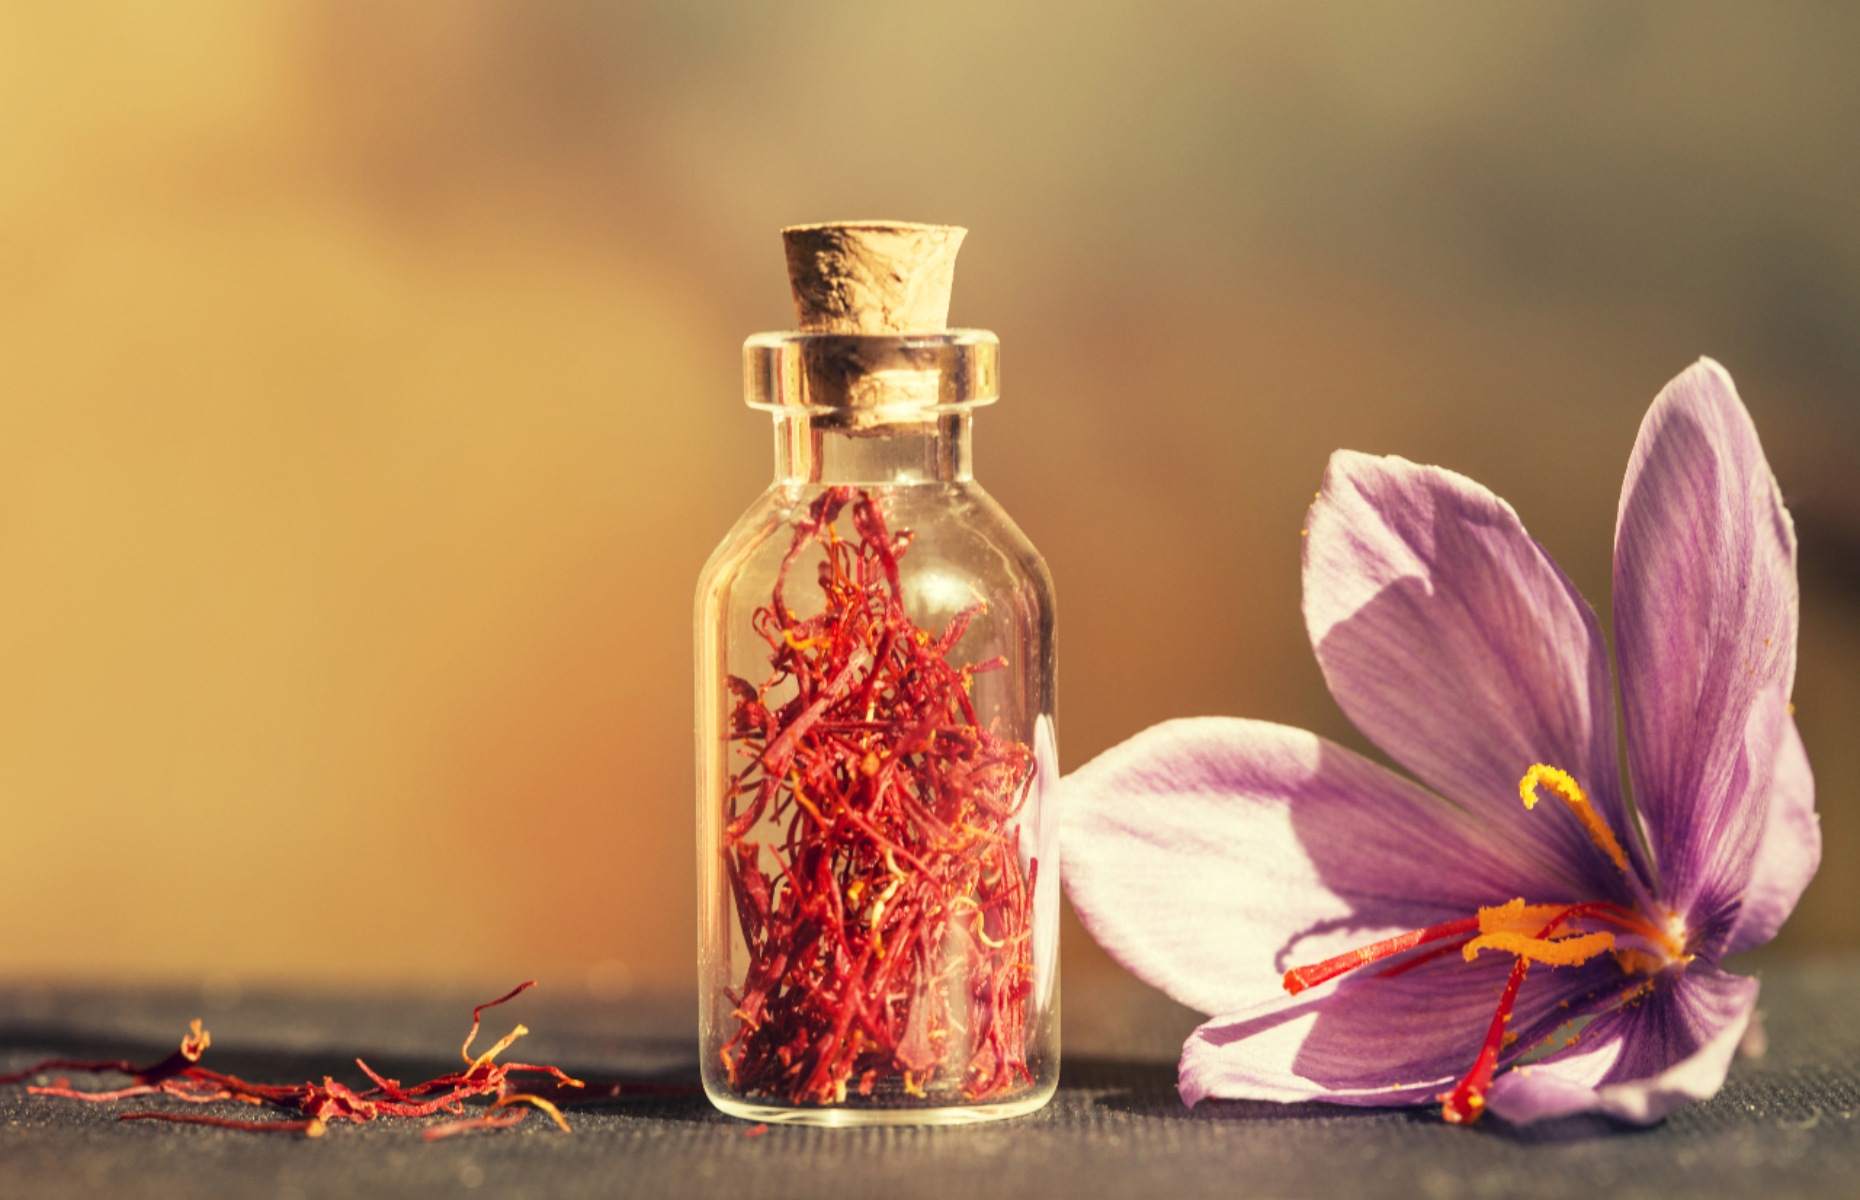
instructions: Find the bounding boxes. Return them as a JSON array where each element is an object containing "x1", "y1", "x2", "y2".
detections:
[{"x1": 719, "y1": 487, "x2": 1039, "y2": 1106}]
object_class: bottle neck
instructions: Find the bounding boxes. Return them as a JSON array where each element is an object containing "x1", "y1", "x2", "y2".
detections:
[{"x1": 774, "y1": 413, "x2": 973, "y2": 484}]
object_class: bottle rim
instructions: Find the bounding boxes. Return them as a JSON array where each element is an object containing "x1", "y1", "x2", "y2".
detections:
[{"x1": 743, "y1": 329, "x2": 999, "y2": 418}]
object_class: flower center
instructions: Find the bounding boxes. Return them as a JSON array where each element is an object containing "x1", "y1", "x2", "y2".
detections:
[{"x1": 1279, "y1": 763, "x2": 1690, "y2": 1125}]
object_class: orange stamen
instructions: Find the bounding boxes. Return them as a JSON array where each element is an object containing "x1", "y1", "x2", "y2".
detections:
[
  {"x1": 1462, "y1": 898, "x2": 1616, "y2": 967},
  {"x1": 1474, "y1": 898, "x2": 1570, "y2": 936},
  {"x1": 1519, "y1": 764, "x2": 1630, "y2": 873},
  {"x1": 1461, "y1": 929, "x2": 1614, "y2": 967}
]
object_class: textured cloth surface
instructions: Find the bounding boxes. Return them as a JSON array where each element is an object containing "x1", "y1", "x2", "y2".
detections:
[{"x1": 2, "y1": 959, "x2": 1855, "y2": 1200}]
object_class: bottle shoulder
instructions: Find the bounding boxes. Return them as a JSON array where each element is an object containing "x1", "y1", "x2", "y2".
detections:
[
  {"x1": 940, "y1": 482, "x2": 1056, "y2": 605},
  {"x1": 696, "y1": 481, "x2": 1054, "y2": 619},
  {"x1": 695, "y1": 484, "x2": 790, "y2": 599}
]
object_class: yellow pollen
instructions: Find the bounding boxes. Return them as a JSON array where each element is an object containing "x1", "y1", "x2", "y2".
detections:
[
  {"x1": 1476, "y1": 898, "x2": 1567, "y2": 936},
  {"x1": 1465, "y1": 898, "x2": 1616, "y2": 967},
  {"x1": 1463, "y1": 929, "x2": 1615, "y2": 967},
  {"x1": 1519, "y1": 764, "x2": 1630, "y2": 873}
]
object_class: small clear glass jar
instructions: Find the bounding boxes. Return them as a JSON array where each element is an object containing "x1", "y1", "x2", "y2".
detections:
[{"x1": 695, "y1": 329, "x2": 1059, "y2": 1125}]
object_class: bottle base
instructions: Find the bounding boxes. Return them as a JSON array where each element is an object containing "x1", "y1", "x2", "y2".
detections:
[{"x1": 706, "y1": 1086, "x2": 1056, "y2": 1127}]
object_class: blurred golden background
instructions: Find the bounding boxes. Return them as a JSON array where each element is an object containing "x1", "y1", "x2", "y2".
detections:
[{"x1": 5, "y1": 1, "x2": 1856, "y2": 995}]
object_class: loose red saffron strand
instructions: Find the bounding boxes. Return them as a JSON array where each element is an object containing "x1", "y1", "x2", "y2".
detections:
[
  {"x1": 0, "y1": 981, "x2": 629, "y2": 1139},
  {"x1": 720, "y1": 487, "x2": 1040, "y2": 1106},
  {"x1": 119, "y1": 1112, "x2": 328, "y2": 1136}
]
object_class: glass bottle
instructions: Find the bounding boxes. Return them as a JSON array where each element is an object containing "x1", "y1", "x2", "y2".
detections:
[{"x1": 695, "y1": 223, "x2": 1059, "y2": 1125}]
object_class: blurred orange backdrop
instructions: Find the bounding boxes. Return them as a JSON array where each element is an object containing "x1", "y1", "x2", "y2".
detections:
[{"x1": 4, "y1": 1, "x2": 1857, "y2": 994}]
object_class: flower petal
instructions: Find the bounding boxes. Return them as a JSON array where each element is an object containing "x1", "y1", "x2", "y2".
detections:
[
  {"x1": 1485, "y1": 963, "x2": 1758, "y2": 1125},
  {"x1": 1724, "y1": 714, "x2": 1819, "y2": 955},
  {"x1": 1613, "y1": 359, "x2": 1799, "y2": 912},
  {"x1": 1179, "y1": 950, "x2": 1625, "y2": 1107},
  {"x1": 1061, "y1": 717, "x2": 1579, "y2": 1017},
  {"x1": 1675, "y1": 685, "x2": 1795, "y2": 956},
  {"x1": 1304, "y1": 451, "x2": 1630, "y2": 898},
  {"x1": 1025, "y1": 714, "x2": 1062, "y2": 1010}
]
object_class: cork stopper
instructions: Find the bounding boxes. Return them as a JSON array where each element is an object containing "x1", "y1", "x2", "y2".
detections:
[{"x1": 782, "y1": 222, "x2": 967, "y2": 334}]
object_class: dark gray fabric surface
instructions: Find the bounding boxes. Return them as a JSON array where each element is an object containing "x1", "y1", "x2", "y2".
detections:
[{"x1": 2, "y1": 958, "x2": 1854, "y2": 1200}]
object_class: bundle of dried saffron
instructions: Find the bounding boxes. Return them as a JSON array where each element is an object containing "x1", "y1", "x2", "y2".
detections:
[
  {"x1": 0, "y1": 982, "x2": 594, "y2": 1139},
  {"x1": 720, "y1": 486, "x2": 1038, "y2": 1105}
]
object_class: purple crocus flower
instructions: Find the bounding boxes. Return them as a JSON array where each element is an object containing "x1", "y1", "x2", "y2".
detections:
[{"x1": 1063, "y1": 360, "x2": 1819, "y2": 1124}]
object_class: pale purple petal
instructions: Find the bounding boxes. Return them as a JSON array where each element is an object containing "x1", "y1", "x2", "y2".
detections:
[
  {"x1": 1305, "y1": 451, "x2": 1631, "y2": 898},
  {"x1": 1180, "y1": 951, "x2": 1625, "y2": 1107},
  {"x1": 1724, "y1": 715, "x2": 1819, "y2": 955},
  {"x1": 1613, "y1": 359, "x2": 1799, "y2": 913},
  {"x1": 1673, "y1": 685, "x2": 1794, "y2": 955},
  {"x1": 1061, "y1": 717, "x2": 1580, "y2": 1017},
  {"x1": 1486, "y1": 963, "x2": 1758, "y2": 1125},
  {"x1": 1026, "y1": 714, "x2": 1061, "y2": 1010}
]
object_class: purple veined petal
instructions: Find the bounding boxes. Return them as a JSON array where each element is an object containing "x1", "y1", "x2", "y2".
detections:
[
  {"x1": 1485, "y1": 962, "x2": 1759, "y2": 1125},
  {"x1": 1724, "y1": 714, "x2": 1818, "y2": 955},
  {"x1": 1613, "y1": 359, "x2": 1799, "y2": 912},
  {"x1": 1061, "y1": 716, "x2": 1582, "y2": 1018},
  {"x1": 1674, "y1": 684, "x2": 1794, "y2": 956},
  {"x1": 1179, "y1": 949, "x2": 1625, "y2": 1107},
  {"x1": 1304, "y1": 451, "x2": 1631, "y2": 900}
]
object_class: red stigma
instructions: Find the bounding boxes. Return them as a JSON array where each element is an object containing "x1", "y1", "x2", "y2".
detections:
[
  {"x1": 1439, "y1": 956, "x2": 1529, "y2": 1125},
  {"x1": 1281, "y1": 917, "x2": 1479, "y2": 996}
]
